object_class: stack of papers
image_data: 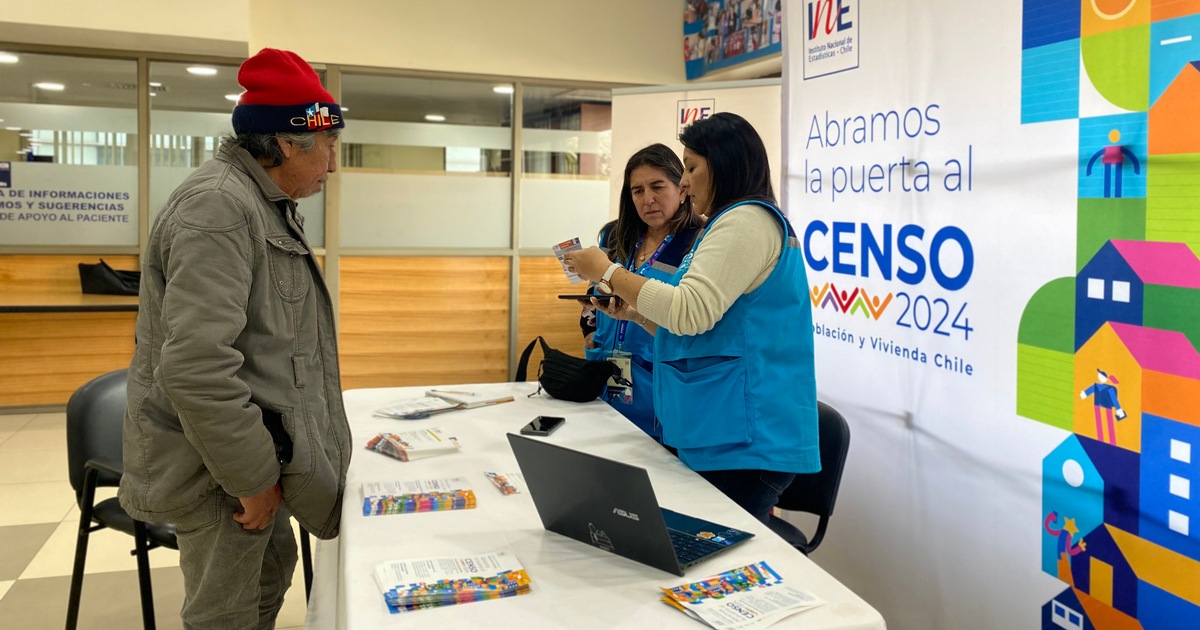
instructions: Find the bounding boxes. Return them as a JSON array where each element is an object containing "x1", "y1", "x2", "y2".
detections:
[
  {"x1": 425, "y1": 389, "x2": 515, "y2": 408},
  {"x1": 362, "y1": 478, "x2": 477, "y2": 516},
  {"x1": 660, "y1": 561, "x2": 824, "y2": 629},
  {"x1": 366, "y1": 428, "x2": 461, "y2": 461},
  {"x1": 375, "y1": 397, "x2": 458, "y2": 420},
  {"x1": 374, "y1": 551, "x2": 532, "y2": 614},
  {"x1": 375, "y1": 390, "x2": 514, "y2": 420}
]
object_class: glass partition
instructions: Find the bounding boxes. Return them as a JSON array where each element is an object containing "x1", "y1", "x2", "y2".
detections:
[
  {"x1": 339, "y1": 74, "x2": 513, "y2": 249},
  {"x1": 0, "y1": 52, "x2": 138, "y2": 247},
  {"x1": 519, "y1": 86, "x2": 611, "y2": 250}
]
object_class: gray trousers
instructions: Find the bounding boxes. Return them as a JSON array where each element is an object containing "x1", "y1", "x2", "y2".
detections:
[{"x1": 173, "y1": 489, "x2": 297, "y2": 630}]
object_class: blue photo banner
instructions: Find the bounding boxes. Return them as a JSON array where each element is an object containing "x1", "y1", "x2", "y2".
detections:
[{"x1": 684, "y1": 0, "x2": 782, "y2": 79}]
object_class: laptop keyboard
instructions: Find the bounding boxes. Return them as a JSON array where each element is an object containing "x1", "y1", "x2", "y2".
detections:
[{"x1": 669, "y1": 529, "x2": 726, "y2": 565}]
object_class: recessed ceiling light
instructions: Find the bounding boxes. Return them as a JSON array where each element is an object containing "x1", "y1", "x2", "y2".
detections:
[
  {"x1": 149, "y1": 82, "x2": 163, "y2": 88},
  {"x1": 18, "y1": 132, "x2": 32, "y2": 138},
  {"x1": 424, "y1": 114, "x2": 446, "y2": 122},
  {"x1": 0, "y1": 52, "x2": 18, "y2": 64},
  {"x1": 340, "y1": 106, "x2": 349, "y2": 112},
  {"x1": 186, "y1": 66, "x2": 218, "y2": 76},
  {"x1": 225, "y1": 93, "x2": 242, "y2": 102},
  {"x1": 4, "y1": 126, "x2": 20, "y2": 131},
  {"x1": 34, "y1": 82, "x2": 65, "y2": 91},
  {"x1": 493, "y1": 85, "x2": 514, "y2": 95}
]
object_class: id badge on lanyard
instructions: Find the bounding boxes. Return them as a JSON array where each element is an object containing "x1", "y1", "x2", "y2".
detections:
[
  {"x1": 606, "y1": 348, "x2": 633, "y2": 405},
  {"x1": 604, "y1": 234, "x2": 669, "y2": 407}
]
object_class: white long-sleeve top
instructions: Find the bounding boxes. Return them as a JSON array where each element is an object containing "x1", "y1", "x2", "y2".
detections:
[{"x1": 636, "y1": 203, "x2": 784, "y2": 336}]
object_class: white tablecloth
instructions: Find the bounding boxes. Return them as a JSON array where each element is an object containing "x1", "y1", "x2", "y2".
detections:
[{"x1": 305, "y1": 383, "x2": 885, "y2": 629}]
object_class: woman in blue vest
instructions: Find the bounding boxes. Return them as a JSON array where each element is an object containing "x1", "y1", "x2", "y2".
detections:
[
  {"x1": 566, "y1": 114, "x2": 819, "y2": 523},
  {"x1": 582, "y1": 143, "x2": 704, "y2": 441}
]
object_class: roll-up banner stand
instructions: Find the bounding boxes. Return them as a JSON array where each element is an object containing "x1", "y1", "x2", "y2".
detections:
[{"x1": 785, "y1": 0, "x2": 1200, "y2": 628}]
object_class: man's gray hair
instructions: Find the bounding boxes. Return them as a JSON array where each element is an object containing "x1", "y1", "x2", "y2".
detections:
[{"x1": 228, "y1": 129, "x2": 341, "y2": 167}]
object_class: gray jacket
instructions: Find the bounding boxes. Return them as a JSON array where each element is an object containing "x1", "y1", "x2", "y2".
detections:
[{"x1": 118, "y1": 141, "x2": 351, "y2": 539}]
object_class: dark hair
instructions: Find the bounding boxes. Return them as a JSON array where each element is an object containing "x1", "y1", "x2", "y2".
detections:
[
  {"x1": 678, "y1": 112, "x2": 775, "y2": 215},
  {"x1": 609, "y1": 143, "x2": 705, "y2": 263}
]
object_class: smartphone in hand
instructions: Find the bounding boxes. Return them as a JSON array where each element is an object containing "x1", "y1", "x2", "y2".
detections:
[{"x1": 520, "y1": 416, "x2": 565, "y2": 436}]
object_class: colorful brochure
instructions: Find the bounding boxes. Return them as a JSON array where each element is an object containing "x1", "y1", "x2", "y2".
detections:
[
  {"x1": 484, "y1": 471, "x2": 526, "y2": 495},
  {"x1": 361, "y1": 478, "x2": 477, "y2": 516},
  {"x1": 660, "y1": 561, "x2": 824, "y2": 629},
  {"x1": 366, "y1": 428, "x2": 461, "y2": 461},
  {"x1": 374, "y1": 550, "x2": 532, "y2": 614}
]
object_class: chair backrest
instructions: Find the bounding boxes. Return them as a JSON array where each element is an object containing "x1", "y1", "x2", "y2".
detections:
[
  {"x1": 776, "y1": 401, "x2": 851, "y2": 520},
  {"x1": 65, "y1": 369, "x2": 128, "y2": 501}
]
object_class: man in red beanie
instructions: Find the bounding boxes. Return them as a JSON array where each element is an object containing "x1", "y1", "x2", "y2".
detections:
[{"x1": 119, "y1": 48, "x2": 351, "y2": 629}]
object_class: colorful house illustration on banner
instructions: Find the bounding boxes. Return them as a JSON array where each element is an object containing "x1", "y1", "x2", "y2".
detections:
[
  {"x1": 1020, "y1": 1, "x2": 1200, "y2": 626},
  {"x1": 1075, "y1": 240, "x2": 1200, "y2": 351}
]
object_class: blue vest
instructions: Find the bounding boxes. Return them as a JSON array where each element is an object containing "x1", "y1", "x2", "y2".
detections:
[
  {"x1": 653, "y1": 201, "x2": 820, "y2": 473},
  {"x1": 586, "y1": 227, "x2": 699, "y2": 440}
]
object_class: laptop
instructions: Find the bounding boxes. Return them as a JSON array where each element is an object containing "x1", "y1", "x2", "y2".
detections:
[{"x1": 506, "y1": 433, "x2": 754, "y2": 576}]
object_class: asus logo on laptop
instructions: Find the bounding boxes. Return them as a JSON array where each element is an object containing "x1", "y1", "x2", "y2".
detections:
[{"x1": 613, "y1": 508, "x2": 640, "y2": 521}]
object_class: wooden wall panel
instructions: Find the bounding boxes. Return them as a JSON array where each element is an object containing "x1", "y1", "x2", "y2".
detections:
[
  {"x1": 338, "y1": 257, "x2": 511, "y2": 390},
  {"x1": 0, "y1": 254, "x2": 139, "y2": 297},
  {"x1": 0, "y1": 312, "x2": 136, "y2": 407},
  {"x1": 0, "y1": 255, "x2": 140, "y2": 407},
  {"x1": 516, "y1": 257, "x2": 591, "y2": 380}
]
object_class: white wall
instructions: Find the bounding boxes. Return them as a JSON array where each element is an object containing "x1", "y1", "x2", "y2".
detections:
[
  {"x1": 611, "y1": 80, "x2": 782, "y2": 219},
  {"x1": 249, "y1": 0, "x2": 684, "y2": 85},
  {"x1": 0, "y1": 0, "x2": 248, "y2": 46}
]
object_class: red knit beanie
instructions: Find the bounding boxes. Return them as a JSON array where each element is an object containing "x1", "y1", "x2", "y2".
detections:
[{"x1": 232, "y1": 48, "x2": 344, "y2": 134}]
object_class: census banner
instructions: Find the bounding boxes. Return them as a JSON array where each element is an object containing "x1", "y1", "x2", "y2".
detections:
[{"x1": 784, "y1": 1, "x2": 1200, "y2": 629}]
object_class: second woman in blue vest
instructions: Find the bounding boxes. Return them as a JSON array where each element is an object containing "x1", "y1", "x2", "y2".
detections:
[
  {"x1": 565, "y1": 114, "x2": 819, "y2": 524},
  {"x1": 584, "y1": 143, "x2": 704, "y2": 441}
]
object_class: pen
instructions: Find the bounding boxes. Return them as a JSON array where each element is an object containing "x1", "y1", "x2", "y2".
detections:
[{"x1": 429, "y1": 389, "x2": 475, "y2": 396}]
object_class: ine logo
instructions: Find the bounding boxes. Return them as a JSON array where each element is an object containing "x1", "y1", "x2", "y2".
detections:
[
  {"x1": 677, "y1": 99, "x2": 715, "y2": 136},
  {"x1": 803, "y1": 0, "x2": 860, "y2": 80},
  {"x1": 612, "y1": 507, "x2": 640, "y2": 521}
]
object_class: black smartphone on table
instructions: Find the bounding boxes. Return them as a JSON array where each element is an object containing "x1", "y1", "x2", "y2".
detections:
[{"x1": 520, "y1": 416, "x2": 566, "y2": 436}]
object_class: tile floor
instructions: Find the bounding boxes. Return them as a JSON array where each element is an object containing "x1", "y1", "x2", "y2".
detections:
[{"x1": 0, "y1": 412, "x2": 309, "y2": 629}]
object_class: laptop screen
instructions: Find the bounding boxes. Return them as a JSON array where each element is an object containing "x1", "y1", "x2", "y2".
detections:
[{"x1": 507, "y1": 433, "x2": 686, "y2": 575}]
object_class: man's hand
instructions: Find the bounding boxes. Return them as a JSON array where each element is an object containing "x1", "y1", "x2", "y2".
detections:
[{"x1": 233, "y1": 483, "x2": 282, "y2": 530}]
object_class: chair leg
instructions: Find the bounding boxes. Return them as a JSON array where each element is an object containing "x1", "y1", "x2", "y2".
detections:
[
  {"x1": 132, "y1": 520, "x2": 157, "y2": 630},
  {"x1": 300, "y1": 528, "x2": 313, "y2": 602},
  {"x1": 65, "y1": 498, "x2": 94, "y2": 630}
]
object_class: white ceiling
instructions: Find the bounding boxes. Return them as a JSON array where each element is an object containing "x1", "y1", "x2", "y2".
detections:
[{"x1": 0, "y1": 51, "x2": 611, "y2": 130}]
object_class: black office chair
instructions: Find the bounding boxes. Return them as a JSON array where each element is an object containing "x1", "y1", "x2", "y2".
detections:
[
  {"x1": 767, "y1": 401, "x2": 852, "y2": 555},
  {"x1": 65, "y1": 369, "x2": 177, "y2": 630}
]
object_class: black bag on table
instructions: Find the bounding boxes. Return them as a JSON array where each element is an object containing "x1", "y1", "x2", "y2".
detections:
[
  {"x1": 78, "y1": 259, "x2": 141, "y2": 296},
  {"x1": 516, "y1": 336, "x2": 619, "y2": 403}
]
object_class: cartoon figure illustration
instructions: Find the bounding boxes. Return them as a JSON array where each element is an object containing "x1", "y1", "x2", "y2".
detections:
[
  {"x1": 1079, "y1": 368, "x2": 1125, "y2": 445},
  {"x1": 1043, "y1": 511, "x2": 1086, "y2": 559},
  {"x1": 1085, "y1": 129, "x2": 1141, "y2": 198}
]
